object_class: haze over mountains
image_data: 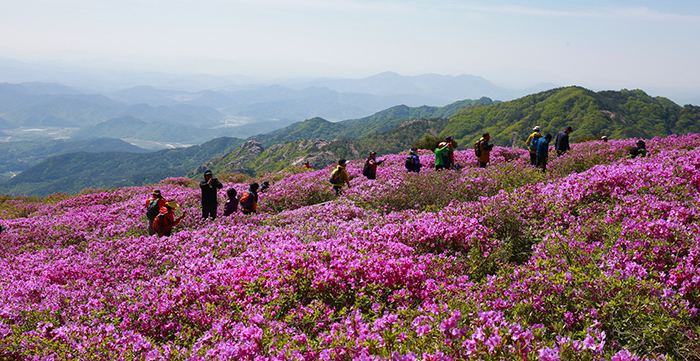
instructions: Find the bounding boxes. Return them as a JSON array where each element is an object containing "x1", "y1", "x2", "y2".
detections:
[
  {"x1": 0, "y1": 57, "x2": 564, "y2": 150},
  {"x1": 2, "y1": 57, "x2": 700, "y2": 196}
]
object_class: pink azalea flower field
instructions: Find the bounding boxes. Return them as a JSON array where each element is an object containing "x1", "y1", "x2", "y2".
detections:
[{"x1": 1, "y1": 135, "x2": 699, "y2": 360}]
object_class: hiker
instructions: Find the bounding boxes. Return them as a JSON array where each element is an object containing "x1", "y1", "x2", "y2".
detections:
[
  {"x1": 405, "y1": 147, "x2": 422, "y2": 173},
  {"x1": 526, "y1": 126, "x2": 543, "y2": 166},
  {"x1": 536, "y1": 133, "x2": 553, "y2": 172},
  {"x1": 145, "y1": 189, "x2": 167, "y2": 236},
  {"x1": 260, "y1": 181, "x2": 270, "y2": 193},
  {"x1": 200, "y1": 170, "x2": 223, "y2": 220},
  {"x1": 240, "y1": 182, "x2": 260, "y2": 215},
  {"x1": 362, "y1": 151, "x2": 384, "y2": 179},
  {"x1": 555, "y1": 126, "x2": 572, "y2": 156},
  {"x1": 629, "y1": 140, "x2": 648, "y2": 158},
  {"x1": 330, "y1": 159, "x2": 351, "y2": 196},
  {"x1": 476, "y1": 133, "x2": 494, "y2": 168},
  {"x1": 601, "y1": 135, "x2": 608, "y2": 142},
  {"x1": 223, "y1": 188, "x2": 238, "y2": 216},
  {"x1": 434, "y1": 141, "x2": 451, "y2": 170},
  {"x1": 153, "y1": 200, "x2": 187, "y2": 237},
  {"x1": 303, "y1": 162, "x2": 313, "y2": 169},
  {"x1": 443, "y1": 136, "x2": 456, "y2": 169}
]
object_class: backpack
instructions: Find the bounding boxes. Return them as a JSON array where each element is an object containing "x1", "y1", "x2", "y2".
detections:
[
  {"x1": 474, "y1": 140, "x2": 482, "y2": 158},
  {"x1": 529, "y1": 134, "x2": 541, "y2": 152},
  {"x1": 329, "y1": 169, "x2": 344, "y2": 184},
  {"x1": 146, "y1": 198, "x2": 160, "y2": 220},
  {"x1": 153, "y1": 212, "x2": 173, "y2": 236},
  {"x1": 404, "y1": 156, "x2": 415, "y2": 171},
  {"x1": 240, "y1": 191, "x2": 255, "y2": 209}
]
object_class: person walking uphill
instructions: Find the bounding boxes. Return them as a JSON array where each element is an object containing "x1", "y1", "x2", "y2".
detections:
[
  {"x1": 200, "y1": 170, "x2": 223, "y2": 220},
  {"x1": 536, "y1": 133, "x2": 553, "y2": 172},
  {"x1": 476, "y1": 133, "x2": 494, "y2": 168},
  {"x1": 555, "y1": 126, "x2": 572, "y2": 156},
  {"x1": 362, "y1": 151, "x2": 384, "y2": 179},
  {"x1": 240, "y1": 182, "x2": 260, "y2": 215},
  {"x1": 526, "y1": 126, "x2": 543, "y2": 166},
  {"x1": 146, "y1": 189, "x2": 167, "y2": 236},
  {"x1": 153, "y1": 200, "x2": 187, "y2": 237},
  {"x1": 330, "y1": 159, "x2": 351, "y2": 196}
]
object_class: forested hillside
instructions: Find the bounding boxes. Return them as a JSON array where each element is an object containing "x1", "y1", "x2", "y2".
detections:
[
  {"x1": 192, "y1": 118, "x2": 449, "y2": 176},
  {"x1": 0, "y1": 137, "x2": 243, "y2": 196},
  {"x1": 0, "y1": 138, "x2": 146, "y2": 178},
  {"x1": 443, "y1": 86, "x2": 700, "y2": 147},
  {"x1": 251, "y1": 98, "x2": 489, "y2": 147}
]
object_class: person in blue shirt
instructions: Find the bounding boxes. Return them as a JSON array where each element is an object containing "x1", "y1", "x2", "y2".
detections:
[
  {"x1": 537, "y1": 133, "x2": 553, "y2": 172},
  {"x1": 407, "y1": 147, "x2": 422, "y2": 173}
]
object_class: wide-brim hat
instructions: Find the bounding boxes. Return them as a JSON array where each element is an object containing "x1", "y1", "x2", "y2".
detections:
[{"x1": 533, "y1": 126, "x2": 540, "y2": 131}]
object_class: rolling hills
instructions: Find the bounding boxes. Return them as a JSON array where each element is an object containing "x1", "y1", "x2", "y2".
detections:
[
  {"x1": 4, "y1": 86, "x2": 700, "y2": 196},
  {"x1": 443, "y1": 86, "x2": 700, "y2": 147}
]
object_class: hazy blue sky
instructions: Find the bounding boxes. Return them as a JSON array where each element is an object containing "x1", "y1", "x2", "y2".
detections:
[{"x1": 1, "y1": 0, "x2": 699, "y2": 89}]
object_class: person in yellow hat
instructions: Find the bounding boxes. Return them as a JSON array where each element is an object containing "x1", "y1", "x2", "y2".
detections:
[{"x1": 153, "y1": 199, "x2": 187, "y2": 237}]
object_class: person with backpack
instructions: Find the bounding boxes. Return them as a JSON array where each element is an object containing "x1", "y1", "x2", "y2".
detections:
[
  {"x1": 330, "y1": 159, "x2": 351, "y2": 196},
  {"x1": 555, "y1": 126, "x2": 572, "y2": 156},
  {"x1": 405, "y1": 147, "x2": 421, "y2": 173},
  {"x1": 435, "y1": 141, "x2": 452, "y2": 170},
  {"x1": 443, "y1": 136, "x2": 455, "y2": 169},
  {"x1": 153, "y1": 199, "x2": 187, "y2": 237},
  {"x1": 200, "y1": 170, "x2": 223, "y2": 220},
  {"x1": 223, "y1": 188, "x2": 238, "y2": 217},
  {"x1": 536, "y1": 133, "x2": 553, "y2": 172},
  {"x1": 476, "y1": 133, "x2": 494, "y2": 168},
  {"x1": 526, "y1": 126, "x2": 543, "y2": 166},
  {"x1": 146, "y1": 189, "x2": 167, "y2": 236},
  {"x1": 240, "y1": 182, "x2": 260, "y2": 215},
  {"x1": 362, "y1": 151, "x2": 384, "y2": 179},
  {"x1": 629, "y1": 140, "x2": 648, "y2": 158}
]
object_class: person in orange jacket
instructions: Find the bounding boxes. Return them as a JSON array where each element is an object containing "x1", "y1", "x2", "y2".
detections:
[
  {"x1": 240, "y1": 183, "x2": 260, "y2": 215},
  {"x1": 153, "y1": 200, "x2": 187, "y2": 237},
  {"x1": 146, "y1": 189, "x2": 167, "y2": 236}
]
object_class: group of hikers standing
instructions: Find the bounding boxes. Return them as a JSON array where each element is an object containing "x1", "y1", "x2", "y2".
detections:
[
  {"x1": 145, "y1": 170, "x2": 268, "y2": 237},
  {"x1": 525, "y1": 125, "x2": 573, "y2": 172}
]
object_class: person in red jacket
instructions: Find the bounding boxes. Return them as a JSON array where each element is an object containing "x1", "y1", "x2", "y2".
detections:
[
  {"x1": 153, "y1": 200, "x2": 187, "y2": 237},
  {"x1": 145, "y1": 189, "x2": 167, "y2": 236}
]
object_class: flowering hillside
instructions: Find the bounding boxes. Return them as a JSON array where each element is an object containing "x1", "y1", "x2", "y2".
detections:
[{"x1": 1, "y1": 135, "x2": 699, "y2": 360}]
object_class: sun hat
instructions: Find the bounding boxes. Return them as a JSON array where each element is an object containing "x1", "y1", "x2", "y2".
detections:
[{"x1": 533, "y1": 126, "x2": 540, "y2": 131}]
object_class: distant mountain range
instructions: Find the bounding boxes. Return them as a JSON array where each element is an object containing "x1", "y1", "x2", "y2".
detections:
[
  {"x1": 0, "y1": 138, "x2": 147, "y2": 178},
  {"x1": 0, "y1": 137, "x2": 244, "y2": 196}
]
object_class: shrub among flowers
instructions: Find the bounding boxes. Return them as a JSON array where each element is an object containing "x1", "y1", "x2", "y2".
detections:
[{"x1": 0, "y1": 135, "x2": 699, "y2": 360}]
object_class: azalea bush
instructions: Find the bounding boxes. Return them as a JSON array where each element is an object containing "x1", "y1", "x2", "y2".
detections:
[{"x1": 1, "y1": 135, "x2": 700, "y2": 360}]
